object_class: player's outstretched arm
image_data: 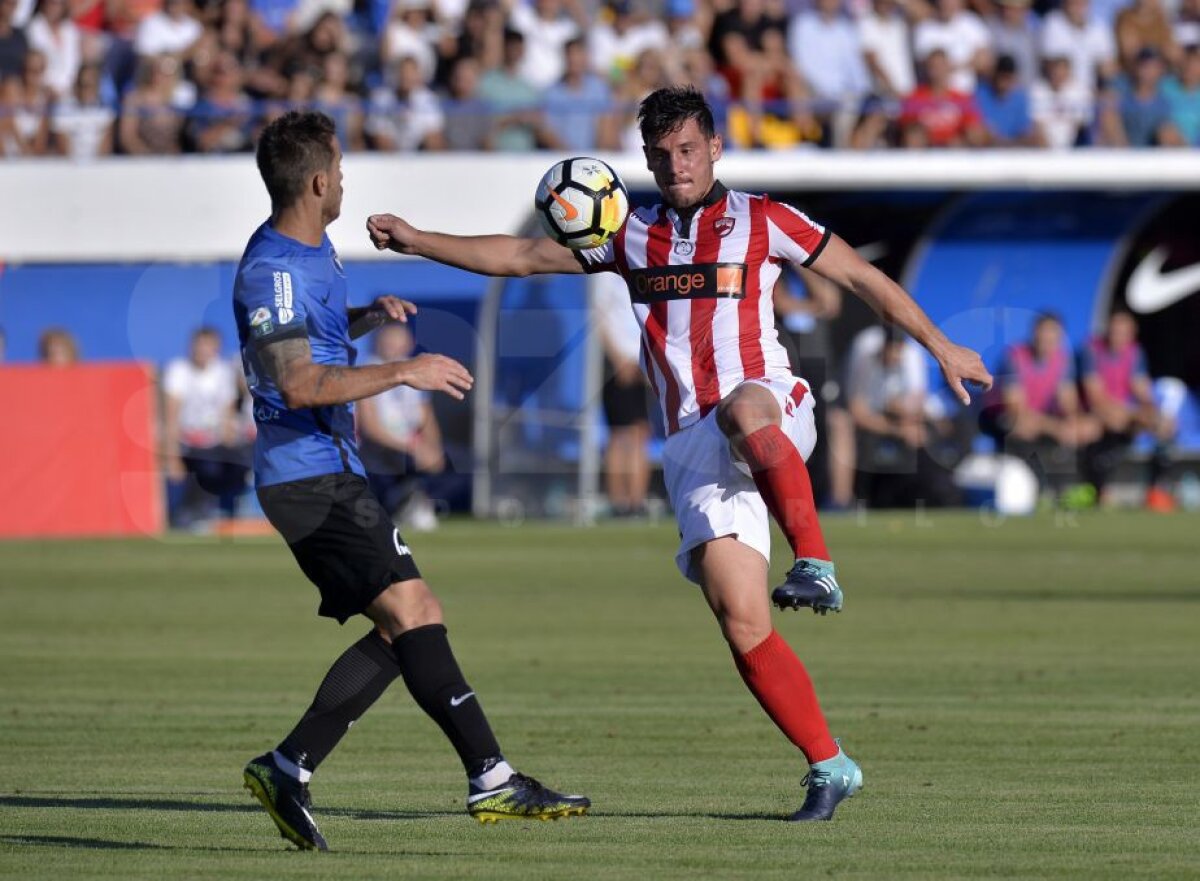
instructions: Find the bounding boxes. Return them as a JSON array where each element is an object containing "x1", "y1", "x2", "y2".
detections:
[
  {"x1": 259, "y1": 335, "x2": 473, "y2": 409},
  {"x1": 810, "y1": 234, "x2": 993, "y2": 405},
  {"x1": 366, "y1": 213, "x2": 582, "y2": 278}
]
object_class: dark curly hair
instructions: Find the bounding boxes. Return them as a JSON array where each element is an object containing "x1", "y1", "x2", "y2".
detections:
[
  {"x1": 637, "y1": 86, "x2": 716, "y2": 146},
  {"x1": 256, "y1": 110, "x2": 337, "y2": 211}
]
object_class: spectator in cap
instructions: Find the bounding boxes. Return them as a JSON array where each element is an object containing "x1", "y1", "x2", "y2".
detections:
[{"x1": 975, "y1": 54, "x2": 1042, "y2": 145}]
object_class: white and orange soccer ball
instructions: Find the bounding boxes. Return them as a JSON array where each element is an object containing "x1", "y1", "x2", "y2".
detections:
[{"x1": 534, "y1": 157, "x2": 629, "y2": 250}]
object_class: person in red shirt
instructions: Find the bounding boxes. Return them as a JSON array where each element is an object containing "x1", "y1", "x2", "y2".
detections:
[{"x1": 899, "y1": 49, "x2": 987, "y2": 147}]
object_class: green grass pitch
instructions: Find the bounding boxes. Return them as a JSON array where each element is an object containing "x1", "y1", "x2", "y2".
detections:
[{"x1": 1, "y1": 511, "x2": 1198, "y2": 879}]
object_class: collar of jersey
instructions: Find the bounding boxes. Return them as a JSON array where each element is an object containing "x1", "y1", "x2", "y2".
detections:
[
  {"x1": 262, "y1": 219, "x2": 328, "y2": 252},
  {"x1": 668, "y1": 180, "x2": 728, "y2": 233}
]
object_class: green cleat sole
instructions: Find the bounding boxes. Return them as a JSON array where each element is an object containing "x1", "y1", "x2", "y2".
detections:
[{"x1": 243, "y1": 771, "x2": 319, "y2": 851}]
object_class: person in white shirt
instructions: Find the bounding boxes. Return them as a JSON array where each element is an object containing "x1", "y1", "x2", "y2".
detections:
[
  {"x1": 912, "y1": 0, "x2": 993, "y2": 93},
  {"x1": 356, "y1": 323, "x2": 450, "y2": 531},
  {"x1": 1039, "y1": 0, "x2": 1117, "y2": 97},
  {"x1": 857, "y1": 0, "x2": 915, "y2": 99},
  {"x1": 588, "y1": 0, "x2": 667, "y2": 84},
  {"x1": 383, "y1": 0, "x2": 438, "y2": 83},
  {"x1": 24, "y1": 0, "x2": 79, "y2": 98},
  {"x1": 1029, "y1": 54, "x2": 1093, "y2": 148},
  {"x1": 365, "y1": 54, "x2": 447, "y2": 151},
  {"x1": 508, "y1": 0, "x2": 583, "y2": 90},
  {"x1": 163, "y1": 326, "x2": 249, "y2": 526},
  {"x1": 788, "y1": 0, "x2": 870, "y2": 135},
  {"x1": 593, "y1": 270, "x2": 652, "y2": 517},
  {"x1": 51, "y1": 62, "x2": 114, "y2": 158},
  {"x1": 134, "y1": 0, "x2": 203, "y2": 58}
]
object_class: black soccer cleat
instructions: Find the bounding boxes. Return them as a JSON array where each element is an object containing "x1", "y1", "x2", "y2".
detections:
[
  {"x1": 243, "y1": 752, "x2": 328, "y2": 851},
  {"x1": 467, "y1": 772, "x2": 591, "y2": 823},
  {"x1": 789, "y1": 747, "x2": 863, "y2": 822},
  {"x1": 771, "y1": 558, "x2": 843, "y2": 615}
]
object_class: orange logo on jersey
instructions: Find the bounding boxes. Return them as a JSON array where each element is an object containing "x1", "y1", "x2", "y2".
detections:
[
  {"x1": 715, "y1": 266, "x2": 744, "y2": 295},
  {"x1": 628, "y1": 263, "x2": 747, "y2": 303},
  {"x1": 549, "y1": 190, "x2": 579, "y2": 222}
]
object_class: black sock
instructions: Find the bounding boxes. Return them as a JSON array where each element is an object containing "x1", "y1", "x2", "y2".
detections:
[
  {"x1": 392, "y1": 623, "x2": 501, "y2": 775},
  {"x1": 277, "y1": 629, "x2": 402, "y2": 772}
]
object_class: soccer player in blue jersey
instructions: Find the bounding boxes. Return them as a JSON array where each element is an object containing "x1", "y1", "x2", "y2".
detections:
[{"x1": 235, "y1": 111, "x2": 588, "y2": 851}]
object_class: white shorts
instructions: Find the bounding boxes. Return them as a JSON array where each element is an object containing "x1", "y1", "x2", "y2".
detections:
[{"x1": 662, "y1": 375, "x2": 817, "y2": 585}]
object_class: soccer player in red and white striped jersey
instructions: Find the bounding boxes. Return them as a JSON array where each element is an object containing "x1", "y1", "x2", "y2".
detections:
[{"x1": 367, "y1": 87, "x2": 992, "y2": 821}]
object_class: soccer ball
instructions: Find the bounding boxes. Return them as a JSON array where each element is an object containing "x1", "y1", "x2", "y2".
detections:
[{"x1": 534, "y1": 157, "x2": 629, "y2": 250}]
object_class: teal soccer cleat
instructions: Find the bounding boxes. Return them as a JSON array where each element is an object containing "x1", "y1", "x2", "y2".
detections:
[
  {"x1": 771, "y1": 559, "x2": 843, "y2": 615},
  {"x1": 789, "y1": 745, "x2": 863, "y2": 821}
]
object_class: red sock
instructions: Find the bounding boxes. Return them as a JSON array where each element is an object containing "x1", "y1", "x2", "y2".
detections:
[
  {"x1": 735, "y1": 631, "x2": 838, "y2": 764},
  {"x1": 740, "y1": 425, "x2": 829, "y2": 560}
]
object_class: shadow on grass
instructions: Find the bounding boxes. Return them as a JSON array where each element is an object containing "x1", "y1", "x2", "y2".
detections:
[
  {"x1": 0, "y1": 794, "x2": 787, "y2": 825},
  {"x1": 0, "y1": 833, "x2": 463, "y2": 857}
]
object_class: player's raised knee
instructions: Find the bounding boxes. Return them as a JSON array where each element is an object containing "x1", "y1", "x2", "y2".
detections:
[{"x1": 715, "y1": 387, "x2": 778, "y2": 440}]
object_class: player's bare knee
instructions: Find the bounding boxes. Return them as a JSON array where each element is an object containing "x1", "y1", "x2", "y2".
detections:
[
  {"x1": 716, "y1": 389, "x2": 776, "y2": 441},
  {"x1": 720, "y1": 611, "x2": 771, "y2": 655},
  {"x1": 369, "y1": 579, "x2": 443, "y2": 639}
]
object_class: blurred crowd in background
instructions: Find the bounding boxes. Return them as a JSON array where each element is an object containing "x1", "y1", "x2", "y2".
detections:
[
  {"x1": 4, "y1": 272, "x2": 1189, "y2": 528},
  {"x1": 2, "y1": 0, "x2": 1200, "y2": 158}
]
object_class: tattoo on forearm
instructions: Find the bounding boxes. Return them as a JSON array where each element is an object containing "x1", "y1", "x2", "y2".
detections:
[{"x1": 312, "y1": 366, "x2": 350, "y2": 401}]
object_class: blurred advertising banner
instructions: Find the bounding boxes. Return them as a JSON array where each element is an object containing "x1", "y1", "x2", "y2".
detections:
[{"x1": 0, "y1": 364, "x2": 164, "y2": 538}]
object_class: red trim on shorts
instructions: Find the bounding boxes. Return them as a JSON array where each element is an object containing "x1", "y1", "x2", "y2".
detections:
[{"x1": 790, "y1": 381, "x2": 808, "y2": 408}]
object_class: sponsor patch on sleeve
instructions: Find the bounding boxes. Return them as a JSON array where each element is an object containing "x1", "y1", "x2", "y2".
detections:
[{"x1": 249, "y1": 306, "x2": 272, "y2": 327}]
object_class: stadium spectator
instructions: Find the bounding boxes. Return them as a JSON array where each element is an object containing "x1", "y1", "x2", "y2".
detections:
[
  {"x1": 981, "y1": 312, "x2": 1100, "y2": 496},
  {"x1": 1177, "y1": 0, "x2": 1200, "y2": 49},
  {"x1": 975, "y1": 53, "x2": 1042, "y2": 145},
  {"x1": 24, "y1": 0, "x2": 79, "y2": 98},
  {"x1": 899, "y1": 49, "x2": 987, "y2": 147},
  {"x1": 313, "y1": 51, "x2": 362, "y2": 151},
  {"x1": 441, "y1": 55, "x2": 491, "y2": 148},
  {"x1": 1098, "y1": 46, "x2": 1185, "y2": 146},
  {"x1": 3, "y1": 47, "x2": 52, "y2": 154},
  {"x1": 37, "y1": 326, "x2": 79, "y2": 364},
  {"x1": 787, "y1": 0, "x2": 871, "y2": 147},
  {"x1": 912, "y1": 0, "x2": 993, "y2": 94},
  {"x1": 600, "y1": 45, "x2": 671, "y2": 150},
  {"x1": 593, "y1": 270, "x2": 652, "y2": 518},
  {"x1": 589, "y1": 0, "x2": 667, "y2": 85},
  {"x1": 118, "y1": 54, "x2": 185, "y2": 154},
  {"x1": 250, "y1": 0, "x2": 302, "y2": 42},
  {"x1": 477, "y1": 27, "x2": 561, "y2": 150},
  {"x1": 356, "y1": 323, "x2": 450, "y2": 531},
  {"x1": 187, "y1": 50, "x2": 253, "y2": 152},
  {"x1": 0, "y1": 0, "x2": 27, "y2": 81},
  {"x1": 542, "y1": 36, "x2": 611, "y2": 151},
  {"x1": 663, "y1": 0, "x2": 706, "y2": 67},
  {"x1": 508, "y1": 0, "x2": 583, "y2": 90},
  {"x1": 1029, "y1": 54, "x2": 1093, "y2": 148},
  {"x1": 857, "y1": 0, "x2": 916, "y2": 101},
  {"x1": 1115, "y1": 0, "x2": 1180, "y2": 72},
  {"x1": 1080, "y1": 310, "x2": 1177, "y2": 508},
  {"x1": 134, "y1": 0, "x2": 202, "y2": 59},
  {"x1": 432, "y1": 0, "x2": 503, "y2": 88},
  {"x1": 1163, "y1": 43, "x2": 1200, "y2": 143},
  {"x1": 163, "y1": 326, "x2": 248, "y2": 527},
  {"x1": 366, "y1": 54, "x2": 447, "y2": 151},
  {"x1": 1040, "y1": 0, "x2": 1117, "y2": 98},
  {"x1": 847, "y1": 325, "x2": 960, "y2": 509},
  {"x1": 383, "y1": 0, "x2": 437, "y2": 83},
  {"x1": 985, "y1": 0, "x2": 1038, "y2": 88},
  {"x1": 51, "y1": 61, "x2": 114, "y2": 157}
]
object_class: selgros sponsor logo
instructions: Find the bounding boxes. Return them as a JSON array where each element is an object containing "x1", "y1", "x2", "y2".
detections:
[{"x1": 273, "y1": 271, "x2": 294, "y2": 323}]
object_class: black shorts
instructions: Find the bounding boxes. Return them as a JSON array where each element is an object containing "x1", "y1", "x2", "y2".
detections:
[
  {"x1": 257, "y1": 473, "x2": 422, "y2": 623},
  {"x1": 602, "y1": 359, "x2": 649, "y2": 428}
]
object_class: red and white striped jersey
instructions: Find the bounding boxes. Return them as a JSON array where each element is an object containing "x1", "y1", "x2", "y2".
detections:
[{"x1": 576, "y1": 183, "x2": 831, "y2": 435}]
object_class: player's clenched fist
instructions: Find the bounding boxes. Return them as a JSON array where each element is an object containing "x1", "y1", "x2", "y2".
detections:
[
  {"x1": 396, "y1": 353, "x2": 474, "y2": 400},
  {"x1": 367, "y1": 214, "x2": 419, "y2": 254}
]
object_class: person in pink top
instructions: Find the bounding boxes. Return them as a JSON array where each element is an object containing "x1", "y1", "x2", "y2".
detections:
[
  {"x1": 1080, "y1": 310, "x2": 1177, "y2": 509},
  {"x1": 982, "y1": 312, "x2": 1100, "y2": 494}
]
